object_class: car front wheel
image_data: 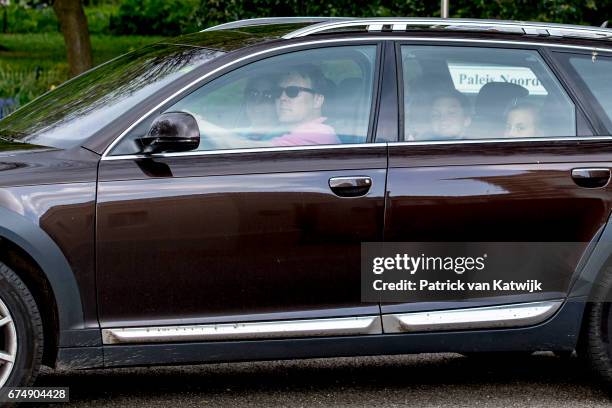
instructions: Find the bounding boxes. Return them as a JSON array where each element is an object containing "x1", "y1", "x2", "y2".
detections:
[{"x1": 0, "y1": 261, "x2": 43, "y2": 388}]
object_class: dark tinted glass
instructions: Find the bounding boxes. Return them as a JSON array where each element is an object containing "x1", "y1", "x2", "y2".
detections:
[
  {"x1": 111, "y1": 45, "x2": 377, "y2": 155},
  {"x1": 569, "y1": 55, "x2": 612, "y2": 129},
  {"x1": 401, "y1": 46, "x2": 576, "y2": 141},
  {"x1": 0, "y1": 44, "x2": 222, "y2": 149}
]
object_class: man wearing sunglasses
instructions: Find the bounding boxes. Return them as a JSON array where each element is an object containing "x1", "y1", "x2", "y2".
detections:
[
  {"x1": 266, "y1": 65, "x2": 338, "y2": 146},
  {"x1": 194, "y1": 65, "x2": 339, "y2": 149}
]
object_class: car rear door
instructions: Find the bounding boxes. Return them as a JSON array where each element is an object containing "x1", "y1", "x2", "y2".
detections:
[{"x1": 381, "y1": 40, "x2": 612, "y2": 320}]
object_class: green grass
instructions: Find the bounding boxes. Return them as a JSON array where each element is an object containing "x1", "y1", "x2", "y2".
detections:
[
  {"x1": 0, "y1": 33, "x2": 168, "y2": 107},
  {"x1": 0, "y1": 33, "x2": 168, "y2": 68}
]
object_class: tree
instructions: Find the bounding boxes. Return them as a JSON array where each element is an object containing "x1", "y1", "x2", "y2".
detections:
[{"x1": 52, "y1": 0, "x2": 92, "y2": 77}]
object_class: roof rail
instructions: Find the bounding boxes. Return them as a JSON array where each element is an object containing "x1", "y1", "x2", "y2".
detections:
[
  {"x1": 201, "y1": 17, "x2": 350, "y2": 32},
  {"x1": 282, "y1": 18, "x2": 612, "y2": 41}
]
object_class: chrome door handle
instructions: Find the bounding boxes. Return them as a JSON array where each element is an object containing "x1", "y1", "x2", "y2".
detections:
[
  {"x1": 571, "y1": 168, "x2": 611, "y2": 189},
  {"x1": 329, "y1": 176, "x2": 372, "y2": 197}
]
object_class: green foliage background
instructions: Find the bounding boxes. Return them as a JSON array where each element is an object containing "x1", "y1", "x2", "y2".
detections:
[
  {"x1": 0, "y1": 0, "x2": 610, "y2": 36},
  {"x1": 0, "y1": 33, "x2": 165, "y2": 109},
  {"x1": 111, "y1": 0, "x2": 610, "y2": 35},
  {"x1": 1, "y1": 3, "x2": 116, "y2": 34},
  {"x1": 0, "y1": 0, "x2": 610, "y2": 112}
]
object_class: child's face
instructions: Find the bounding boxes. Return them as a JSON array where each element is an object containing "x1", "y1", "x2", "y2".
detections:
[
  {"x1": 430, "y1": 96, "x2": 470, "y2": 139},
  {"x1": 505, "y1": 109, "x2": 538, "y2": 138}
]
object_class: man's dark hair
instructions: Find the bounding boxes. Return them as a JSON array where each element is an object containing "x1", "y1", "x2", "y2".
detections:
[{"x1": 282, "y1": 64, "x2": 329, "y2": 96}]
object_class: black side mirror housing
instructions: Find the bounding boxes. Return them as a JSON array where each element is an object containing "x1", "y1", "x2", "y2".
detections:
[{"x1": 139, "y1": 112, "x2": 200, "y2": 154}]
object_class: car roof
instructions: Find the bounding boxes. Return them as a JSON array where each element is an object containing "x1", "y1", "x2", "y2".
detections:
[
  {"x1": 165, "y1": 17, "x2": 612, "y2": 52},
  {"x1": 162, "y1": 18, "x2": 340, "y2": 52}
]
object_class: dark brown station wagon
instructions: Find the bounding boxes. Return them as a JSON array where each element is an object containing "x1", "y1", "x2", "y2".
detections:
[{"x1": 2, "y1": 17, "x2": 612, "y2": 389}]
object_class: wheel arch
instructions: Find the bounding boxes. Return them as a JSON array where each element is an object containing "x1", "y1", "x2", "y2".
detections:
[
  {"x1": 569, "y1": 215, "x2": 612, "y2": 301},
  {"x1": 0, "y1": 206, "x2": 87, "y2": 342}
]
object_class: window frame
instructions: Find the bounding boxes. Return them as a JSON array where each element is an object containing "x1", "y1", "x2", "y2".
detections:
[
  {"x1": 394, "y1": 39, "x2": 590, "y2": 143},
  {"x1": 105, "y1": 40, "x2": 384, "y2": 158}
]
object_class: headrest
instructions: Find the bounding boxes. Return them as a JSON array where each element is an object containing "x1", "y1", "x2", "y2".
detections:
[{"x1": 474, "y1": 82, "x2": 529, "y2": 115}]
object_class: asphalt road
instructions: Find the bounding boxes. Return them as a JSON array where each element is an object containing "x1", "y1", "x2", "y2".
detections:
[{"x1": 36, "y1": 352, "x2": 611, "y2": 407}]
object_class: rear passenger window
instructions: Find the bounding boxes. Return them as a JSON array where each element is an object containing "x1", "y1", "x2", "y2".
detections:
[
  {"x1": 567, "y1": 55, "x2": 612, "y2": 130},
  {"x1": 400, "y1": 46, "x2": 576, "y2": 141}
]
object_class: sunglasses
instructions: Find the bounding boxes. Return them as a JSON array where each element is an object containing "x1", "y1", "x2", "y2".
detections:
[
  {"x1": 245, "y1": 88, "x2": 275, "y2": 103},
  {"x1": 271, "y1": 86, "x2": 316, "y2": 99}
]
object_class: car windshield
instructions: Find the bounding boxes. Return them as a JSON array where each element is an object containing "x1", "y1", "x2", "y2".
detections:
[{"x1": 0, "y1": 44, "x2": 223, "y2": 149}]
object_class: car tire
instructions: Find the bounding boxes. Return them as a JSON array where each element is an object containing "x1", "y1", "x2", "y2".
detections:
[
  {"x1": 0, "y1": 261, "x2": 44, "y2": 389},
  {"x1": 578, "y1": 269, "x2": 612, "y2": 386}
]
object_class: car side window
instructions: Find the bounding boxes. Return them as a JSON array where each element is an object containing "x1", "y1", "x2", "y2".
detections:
[
  {"x1": 566, "y1": 54, "x2": 612, "y2": 131},
  {"x1": 110, "y1": 45, "x2": 377, "y2": 155},
  {"x1": 400, "y1": 46, "x2": 576, "y2": 142}
]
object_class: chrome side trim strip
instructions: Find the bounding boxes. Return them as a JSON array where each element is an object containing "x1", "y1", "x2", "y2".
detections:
[
  {"x1": 101, "y1": 142, "x2": 383, "y2": 161},
  {"x1": 101, "y1": 36, "x2": 612, "y2": 161},
  {"x1": 388, "y1": 135, "x2": 612, "y2": 148},
  {"x1": 382, "y1": 36, "x2": 612, "y2": 52},
  {"x1": 382, "y1": 300, "x2": 562, "y2": 333},
  {"x1": 101, "y1": 136, "x2": 612, "y2": 161},
  {"x1": 102, "y1": 315, "x2": 382, "y2": 344}
]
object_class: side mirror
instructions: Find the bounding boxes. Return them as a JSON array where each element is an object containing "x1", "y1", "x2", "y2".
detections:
[{"x1": 139, "y1": 112, "x2": 200, "y2": 154}]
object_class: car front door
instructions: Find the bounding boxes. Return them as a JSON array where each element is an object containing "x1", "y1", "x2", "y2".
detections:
[{"x1": 96, "y1": 43, "x2": 387, "y2": 336}]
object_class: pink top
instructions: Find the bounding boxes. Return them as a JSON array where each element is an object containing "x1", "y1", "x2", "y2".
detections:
[{"x1": 271, "y1": 117, "x2": 339, "y2": 147}]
